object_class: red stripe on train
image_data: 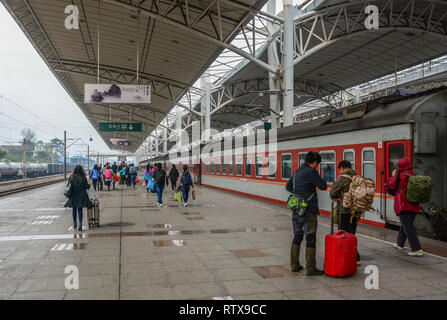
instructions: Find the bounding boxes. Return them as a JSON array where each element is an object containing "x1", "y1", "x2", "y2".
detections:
[{"x1": 202, "y1": 183, "x2": 386, "y2": 228}]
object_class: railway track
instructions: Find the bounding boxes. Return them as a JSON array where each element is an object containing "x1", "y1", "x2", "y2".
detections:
[{"x1": 0, "y1": 175, "x2": 64, "y2": 197}]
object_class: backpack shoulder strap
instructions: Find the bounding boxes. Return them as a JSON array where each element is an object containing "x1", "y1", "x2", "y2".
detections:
[{"x1": 340, "y1": 174, "x2": 353, "y2": 180}]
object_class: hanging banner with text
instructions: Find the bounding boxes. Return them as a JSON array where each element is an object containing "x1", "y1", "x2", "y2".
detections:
[
  {"x1": 84, "y1": 84, "x2": 151, "y2": 104},
  {"x1": 99, "y1": 122, "x2": 142, "y2": 132},
  {"x1": 110, "y1": 139, "x2": 132, "y2": 146}
]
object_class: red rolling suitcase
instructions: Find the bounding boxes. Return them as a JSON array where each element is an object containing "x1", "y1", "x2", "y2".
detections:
[{"x1": 324, "y1": 199, "x2": 357, "y2": 277}]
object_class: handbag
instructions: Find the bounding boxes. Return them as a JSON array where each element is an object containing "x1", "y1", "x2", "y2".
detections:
[
  {"x1": 143, "y1": 180, "x2": 147, "y2": 186},
  {"x1": 174, "y1": 191, "x2": 183, "y2": 202},
  {"x1": 192, "y1": 188, "x2": 196, "y2": 200},
  {"x1": 135, "y1": 177, "x2": 140, "y2": 184},
  {"x1": 64, "y1": 179, "x2": 72, "y2": 198},
  {"x1": 147, "y1": 179, "x2": 155, "y2": 191}
]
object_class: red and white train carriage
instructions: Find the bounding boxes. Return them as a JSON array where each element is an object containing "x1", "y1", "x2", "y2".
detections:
[{"x1": 142, "y1": 88, "x2": 447, "y2": 234}]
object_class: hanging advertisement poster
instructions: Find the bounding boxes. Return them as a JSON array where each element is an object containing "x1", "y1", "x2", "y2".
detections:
[
  {"x1": 110, "y1": 139, "x2": 132, "y2": 146},
  {"x1": 84, "y1": 84, "x2": 151, "y2": 104}
]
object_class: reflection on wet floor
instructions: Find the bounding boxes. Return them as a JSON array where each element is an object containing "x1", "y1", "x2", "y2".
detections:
[
  {"x1": 27, "y1": 220, "x2": 53, "y2": 225},
  {"x1": 50, "y1": 243, "x2": 88, "y2": 251},
  {"x1": 230, "y1": 249, "x2": 272, "y2": 258},
  {"x1": 186, "y1": 217, "x2": 207, "y2": 221},
  {"x1": 147, "y1": 224, "x2": 173, "y2": 228},
  {"x1": 182, "y1": 212, "x2": 201, "y2": 215},
  {"x1": 252, "y1": 265, "x2": 298, "y2": 278},
  {"x1": 153, "y1": 240, "x2": 185, "y2": 247},
  {"x1": 37, "y1": 215, "x2": 59, "y2": 219},
  {"x1": 0, "y1": 226, "x2": 293, "y2": 241},
  {"x1": 192, "y1": 296, "x2": 234, "y2": 300}
]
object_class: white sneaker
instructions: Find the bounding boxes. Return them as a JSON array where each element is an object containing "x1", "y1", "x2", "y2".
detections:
[
  {"x1": 184, "y1": 203, "x2": 188, "y2": 207},
  {"x1": 394, "y1": 243, "x2": 405, "y2": 250},
  {"x1": 159, "y1": 203, "x2": 163, "y2": 207}
]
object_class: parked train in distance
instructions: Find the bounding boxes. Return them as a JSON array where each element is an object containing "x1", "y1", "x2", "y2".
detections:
[
  {"x1": 141, "y1": 87, "x2": 447, "y2": 238},
  {"x1": 0, "y1": 162, "x2": 77, "y2": 180}
]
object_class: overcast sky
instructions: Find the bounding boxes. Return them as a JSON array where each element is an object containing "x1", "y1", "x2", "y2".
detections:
[{"x1": 0, "y1": 0, "x2": 306, "y2": 159}]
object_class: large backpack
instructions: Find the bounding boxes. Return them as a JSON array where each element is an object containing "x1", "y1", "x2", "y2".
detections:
[
  {"x1": 104, "y1": 169, "x2": 112, "y2": 180},
  {"x1": 130, "y1": 166, "x2": 136, "y2": 174},
  {"x1": 91, "y1": 169, "x2": 98, "y2": 180},
  {"x1": 402, "y1": 172, "x2": 432, "y2": 204},
  {"x1": 182, "y1": 172, "x2": 193, "y2": 186},
  {"x1": 341, "y1": 175, "x2": 376, "y2": 213},
  {"x1": 154, "y1": 169, "x2": 166, "y2": 185}
]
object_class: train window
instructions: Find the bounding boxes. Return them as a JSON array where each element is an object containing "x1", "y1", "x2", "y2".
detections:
[
  {"x1": 211, "y1": 161, "x2": 214, "y2": 174},
  {"x1": 267, "y1": 154, "x2": 276, "y2": 179},
  {"x1": 256, "y1": 155, "x2": 263, "y2": 177},
  {"x1": 389, "y1": 144, "x2": 405, "y2": 178},
  {"x1": 206, "y1": 163, "x2": 210, "y2": 174},
  {"x1": 320, "y1": 151, "x2": 336, "y2": 183},
  {"x1": 236, "y1": 157, "x2": 242, "y2": 176},
  {"x1": 298, "y1": 153, "x2": 306, "y2": 167},
  {"x1": 222, "y1": 158, "x2": 227, "y2": 175},
  {"x1": 229, "y1": 157, "x2": 234, "y2": 175},
  {"x1": 362, "y1": 148, "x2": 376, "y2": 181},
  {"x1": 281, "y1": 153, "x2": 292, "y2": 179},
  {"x1": 245, "y1": 156, "x2": 252, "y2": 177},
  {"x1": 216, "y1": 162, "x2": 221, "y2": 175},
  {"x1": 343, "y1": 150, "x2": 355, "y2": 171}
]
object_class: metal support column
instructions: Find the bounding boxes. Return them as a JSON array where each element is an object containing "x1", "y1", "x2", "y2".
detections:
[
  {"x1": 267, "y1": 0, "x2": 281, "y2": 129},
  {"x1": 176, "y1": 110, "x2": 182, "y2": 150},
  {"x1": 63, "y1": 131, "x2": 67, "y2": 181},
  {"x1": 87, "y1": 145, "x2": 90, "y2": 172},
  {"x1": 282, "y1": 0, "x2": 294, "y2": 127},
  {"x1": 163, "y1": 128, "x2": 167, "y2": 154}
]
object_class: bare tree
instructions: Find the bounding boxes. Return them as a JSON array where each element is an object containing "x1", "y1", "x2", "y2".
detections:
[{"x1": 20, "y1": 128, "x2": 36, "y2": 178}]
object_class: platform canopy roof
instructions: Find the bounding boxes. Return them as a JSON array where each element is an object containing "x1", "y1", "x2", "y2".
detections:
[
  {"x1": 202, "y1": 0, "x2": 447, "y2": 129},
  {"x1": 1, "y1": 0, "x2": 269, "y2": 152}
]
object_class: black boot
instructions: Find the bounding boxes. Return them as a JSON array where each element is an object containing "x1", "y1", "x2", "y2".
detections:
[
  {"x1": 306, "y1": 247, "x2": 324, "y2": 276},
  {"x1": 290, "y1": 244, "x2": 303, "y2": 272}
]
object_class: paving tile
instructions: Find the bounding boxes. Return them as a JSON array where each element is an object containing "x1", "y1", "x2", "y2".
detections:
[
  {"x1": 64, "y1": 287, "x2": 119, "y2": 300},
  {"x1": 9, "y1": 290, "x2": 66, "y2": 300},
  {"x1": 223, "y1": 279, "x2": 279, "y2": 296},
  {"x1": 284, "y1": 288, "x2": 340, "y2": 300},
  {"x1": 252, "y1": 265, "x2": 299, "y2": 278},
  {"x1": 230, "y1": 249, "x2": 272, "y2": 258}
]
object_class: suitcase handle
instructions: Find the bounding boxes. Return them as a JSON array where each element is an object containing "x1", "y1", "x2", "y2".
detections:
[{"x1": 331, "y1": 199, "x2": 341, "y2": 234}]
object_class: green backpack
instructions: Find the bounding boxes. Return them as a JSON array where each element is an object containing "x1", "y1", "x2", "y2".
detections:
[{"x1": 402, "y1": 172, "x2": 432, "y2": 204}]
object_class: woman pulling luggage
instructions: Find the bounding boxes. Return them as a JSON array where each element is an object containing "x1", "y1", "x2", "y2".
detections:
[{"x1": 65, "y1": 165, "x2": 91, "y2": 231}]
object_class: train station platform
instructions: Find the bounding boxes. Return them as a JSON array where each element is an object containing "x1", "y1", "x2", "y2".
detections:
[{"x1": 0, "y1": 178, "x2": 446, "y2": 300}]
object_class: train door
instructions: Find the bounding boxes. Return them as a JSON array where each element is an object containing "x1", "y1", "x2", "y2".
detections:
[{"x1": 384, "y1": 141, "x2": 407, "y2": 225}]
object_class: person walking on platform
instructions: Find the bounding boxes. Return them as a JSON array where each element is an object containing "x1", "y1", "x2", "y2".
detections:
[
  {"x1": 153, "y1": 163, "x2": 166, "y2": 207},
  {"x1": 65, "y1": 165, "x2": 91, "y2": 231},
  {"x1": 179, "y1": 165, "x2": 194, "y2": 207},
  {"x1": 129, "y1": 164, "x2": 137, "y2": 188},
  {"x1": 144, "y1": 164, "x2": 154, "y2": 193},
  {"x1": 104, "y1": 165, "x2": 113, "y2": 191},
  {"x1": 125, "y1": 164, "x2": 131, "y2": 187},
  {"x1": 112, "y1": 162, "x2": 118, "y2": 190},
  {"x1": 286, "y1": 151, "x2": 327, "y2": 276},
  {"x1": 329, "y1": 160, "x2": 362, "y2": 265},
  {"x1": 97, "y1": 164, "x2": 104, "y2": 191},
  {"x1": 90, "y1": 164, "x2": 100, "y2": 191},
  {"x1": 386, "y1": 157, "x2": 424, "y2": 256},
  {"x1": 168, "y1": 164, "x2": 179, "y2": 191}
]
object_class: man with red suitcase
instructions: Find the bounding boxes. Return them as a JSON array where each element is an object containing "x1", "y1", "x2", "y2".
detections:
[
  {"x1": 286, "y1": 151, "x2": 328, "y2": 276},
  {"x1": 329, "y1": 160, "x2": 362, "y2": 265}
]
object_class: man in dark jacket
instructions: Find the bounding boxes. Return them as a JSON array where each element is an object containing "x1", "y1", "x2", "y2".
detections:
[
  {"x1": 286, "y1": 151, "x2": 327, "y2": 276},
  {"x1": 329, "y1": 160, "x2": 361, "y2": 265},
  {"x1": 168, "y1": 165, "x2": 179, "y2": 191},
  {"x1": 153, "y1": 163, "x2": 167, "y2": 207}
]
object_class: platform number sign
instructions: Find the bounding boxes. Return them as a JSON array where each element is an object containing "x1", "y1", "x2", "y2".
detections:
[
  {"x1": 365, "y1": 5, "x2": 379, "y2": 30},
  {"x1": 64, "y1": 5, "x2": 79, "y2": 30}
]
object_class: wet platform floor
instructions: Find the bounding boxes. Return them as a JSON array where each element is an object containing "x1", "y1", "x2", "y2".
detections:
[{"x1": 0, "y1": 179, "x2": 446, "y2": 300}]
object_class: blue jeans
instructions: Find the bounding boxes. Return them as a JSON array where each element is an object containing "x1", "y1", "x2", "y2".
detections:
[
  {"x1": 155, "y1": 183, "x2": 165, "y2": 204},
  {"x1": 182, "y1": 185, "x2": 190, "y2": 203},
  {"x1": 72, "y1": 207, "x2": 83, "y2": 226},
  {"x1": 131, "y1": 174, "x2": 137, "y2": 186}
]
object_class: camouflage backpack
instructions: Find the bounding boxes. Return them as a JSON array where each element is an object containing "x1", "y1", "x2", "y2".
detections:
[{"x1": 341, "y1": 175, "x2": 376, "y2": 214}]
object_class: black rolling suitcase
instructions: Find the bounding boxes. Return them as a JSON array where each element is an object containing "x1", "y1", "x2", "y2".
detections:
[{"x1": 87, "y1": 198, "x2": 100, "y2": 227}]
